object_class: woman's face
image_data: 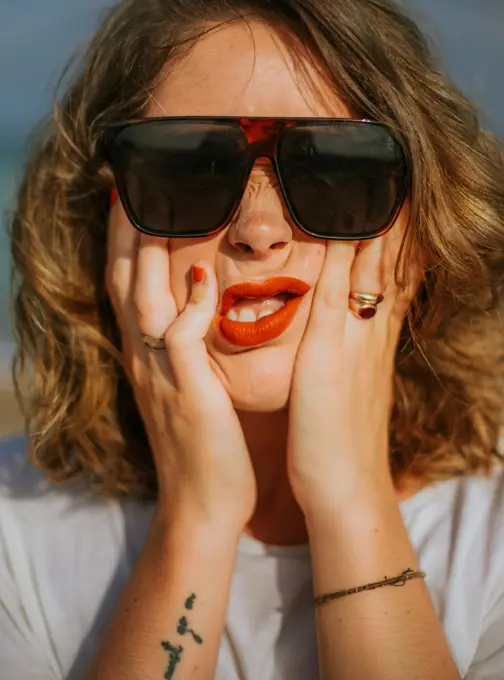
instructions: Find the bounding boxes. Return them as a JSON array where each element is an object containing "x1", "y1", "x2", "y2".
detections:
[{"x1": 131, "y1": 20, "x2": 388, "y2": 411}]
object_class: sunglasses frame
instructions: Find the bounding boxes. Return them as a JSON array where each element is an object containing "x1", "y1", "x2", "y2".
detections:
[{"x1": 103, "y1": 116, "x2": 411, "y2": 241}]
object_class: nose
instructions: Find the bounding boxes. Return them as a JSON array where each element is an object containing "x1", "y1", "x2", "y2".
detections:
[{"x1": 227, "y1": 161, "x2": 293, "y2": 260}]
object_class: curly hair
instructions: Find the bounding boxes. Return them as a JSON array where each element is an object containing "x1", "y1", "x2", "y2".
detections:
[{"x1": 9, "y1": 0, "x2": 504, "y2": 500}]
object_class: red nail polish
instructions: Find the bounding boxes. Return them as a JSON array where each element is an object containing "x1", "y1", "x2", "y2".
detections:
[
  {"x1": 110, "y1": 187, "x2": 119, "y2": 208},
  {"x1": 192, "y1": 266, "x2": 205, "y2": 284}
]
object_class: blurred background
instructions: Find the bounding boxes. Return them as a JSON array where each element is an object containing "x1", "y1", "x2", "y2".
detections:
[{"x1": 0, "y1": 0, "x2": 503, "y2": 436}]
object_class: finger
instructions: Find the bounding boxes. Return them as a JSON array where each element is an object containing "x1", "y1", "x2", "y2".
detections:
[
  {"x1": 106, "y1": 190, "x2": 140, "y2": 332},
  {"x1": 388, "y1": 253, "x2": 424, "y2": 322},
  {"x1": 303, "y1": 240, "x2": 357, "y2": 345},
  {"x1": 106, "y1": 192, "x2": 154, "y2": 388},
  {"x1": 350, "y1": 237, "x2": 388, "y2": 301},
  {"x1": 354, "y1": 203, "x2": 409, "y2": 292},
  {"x1": 163, "y1": 261, "x2": 220, "y2": 384},
  {"x1": 350, "y1": 202, "x2": 412, "y2": 314},
  {"x1": 135, "y1": 232, "x2": 178, "y2": 338},
  {"x1": 379, "y1": 212, "x2": 421, "y2": 321}
]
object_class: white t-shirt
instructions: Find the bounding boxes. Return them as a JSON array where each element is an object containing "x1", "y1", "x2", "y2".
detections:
[{"x1": 1, "y1": 433, "x2": 503, "y2": 680}]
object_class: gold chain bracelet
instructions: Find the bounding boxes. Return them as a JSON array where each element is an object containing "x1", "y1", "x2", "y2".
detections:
[{"x1": 314, "y1": 568, "x2": 426, "y2": 606}]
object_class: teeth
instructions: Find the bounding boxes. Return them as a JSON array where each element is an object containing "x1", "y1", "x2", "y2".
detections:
[
  {"x1": 224, "y1": 299, "x2": 287, "y2": 323},
  {"x1": 257, "y1": 308, "x2": 276, "y2": 320},
  {"x1": 238, "y1": 308, "x2": 257, "y2": 323}
]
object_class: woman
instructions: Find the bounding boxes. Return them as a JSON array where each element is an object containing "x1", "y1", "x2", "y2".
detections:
[{"x1": 1, "y1": 0, "x2": 504, "y2": 678}]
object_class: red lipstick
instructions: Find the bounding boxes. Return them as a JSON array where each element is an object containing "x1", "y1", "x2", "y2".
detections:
[{"x1": 216, "y1": 276, "x2": 311, "y2": 347}]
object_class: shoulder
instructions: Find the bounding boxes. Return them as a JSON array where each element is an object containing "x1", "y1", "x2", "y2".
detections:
[
  {"x1": 457, "y1": 465, "x2": 504, "y2": 678},
  {"x1": 457, "y1": 463, "x2": 504, "y2": 599},
  {"x1": 0, "y1": 433, "x2": 111, "y2": 527},
  {"x1": 0, "y1": 433, "x2": 64, "y2": 527},
  {"x1": 0, "y1": 433, "x2": 41, "y2": 493},
  {"x1": 408, "y1": 462, "x2": 504, "y2": 582},
  {"x1": 403, "y1": 463, "x2": 504, "y2": 677},
  {"x1": 0, "y1": 433, "x2": 127, "y2": 580},
  {"x1": 0, "y1": 431, "x2": 156, "y2": 583},
  {"x1": 0, "y1": 432, "x2": 155, "y2": 559},
  {"x1": 0, "y1": 434, "x2": 155, "y2": 678},
  {"x1": 449, "y1": 462, "x2": 504, "y2": 561},
  {"x1": 404, "y1": 461, "x2": 504, "y2": 542}
]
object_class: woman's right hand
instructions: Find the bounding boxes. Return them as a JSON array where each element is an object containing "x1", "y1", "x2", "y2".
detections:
[{"x1": 106, "y1": 199, "x2": 257, "y2": 532}]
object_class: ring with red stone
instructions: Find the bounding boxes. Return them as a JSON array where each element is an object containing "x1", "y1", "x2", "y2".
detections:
[{"x1": 348, "y1": 292, "x2": 384, "y2": 321}]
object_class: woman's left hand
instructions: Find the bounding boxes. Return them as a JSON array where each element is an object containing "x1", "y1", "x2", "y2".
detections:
[{"x1": 287, "y1": 224, "x2": 419, "y2": 519}]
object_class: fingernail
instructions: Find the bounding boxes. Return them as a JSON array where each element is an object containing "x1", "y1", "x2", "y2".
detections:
[
  {"x1": 192, "y1": 265, "x2": 205, "y2": 284},
  {"x1": 110, "y1": 187, "x2": 119, "y2": 208}
]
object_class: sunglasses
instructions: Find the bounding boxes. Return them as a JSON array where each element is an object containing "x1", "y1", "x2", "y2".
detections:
[{"x1": 104, "y1": 116, "x2": 410, "y2": 241}]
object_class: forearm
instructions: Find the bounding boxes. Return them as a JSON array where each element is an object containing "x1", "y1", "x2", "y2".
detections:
[
  {"x1": 84, "y1": 510, "x2": 240, "y2": 680},
  {"x1": 306, "y1": 484, "x2": 461, "y2": 680}
]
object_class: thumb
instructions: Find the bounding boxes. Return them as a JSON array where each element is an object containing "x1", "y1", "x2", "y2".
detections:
[{"x1": 163, "y1": 262, "x2": 219, "y2": 382}]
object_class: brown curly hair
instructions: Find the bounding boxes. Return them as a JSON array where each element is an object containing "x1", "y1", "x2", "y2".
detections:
[{"x1": 9, "y1": 0, "x2": 504, "y2": 500}]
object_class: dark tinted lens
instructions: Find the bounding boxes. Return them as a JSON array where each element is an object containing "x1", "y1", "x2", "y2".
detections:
[
  {"x1": 110, "y1": 121, "x2": 250, "y2": 236},
  {"x1": 278, "y1": 123, "x2": 408, "y2": 239}
]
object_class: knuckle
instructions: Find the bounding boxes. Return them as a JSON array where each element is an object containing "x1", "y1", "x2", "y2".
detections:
[
  {"x1": 164, "y1": 328, "x2": 190, "y2": 358},
  {"x1": 189, "y1": 285, "x2": 208, "y2": 306},
  {"x1": 133, "y1": 293, "x2": 157, "y2": 327},
  {"x1": 320, "y1": 287, "x2": 348, "y2": 310},
  {"x1": 164, "y1": 329, "x2": 199, "y2": 372}
]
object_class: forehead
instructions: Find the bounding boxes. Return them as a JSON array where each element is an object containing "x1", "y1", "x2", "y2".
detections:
[{"x1": 147, "y1": 19, "x2": 350, "y2": 119}]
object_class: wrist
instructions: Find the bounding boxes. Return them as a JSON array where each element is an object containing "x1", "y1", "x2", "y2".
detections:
[
  {"x1": 302, "y1": 473, "x2": 398, "y2": 533},
  {"x1": 152, "y1": 501, "x2": 245, "y2": 548}
]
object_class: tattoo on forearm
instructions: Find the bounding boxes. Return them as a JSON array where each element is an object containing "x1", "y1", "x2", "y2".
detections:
[
  {"x1": 161, "y1": 641, "x2": 183, "y2": 679},
  {"x1": 177, "y1": 615, "x2": 204, "y2": 643},
  {"x1": 161, "y1": 593, "x2": 204, "y2": 679}
]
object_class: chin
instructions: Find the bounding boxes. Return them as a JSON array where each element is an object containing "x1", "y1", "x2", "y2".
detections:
[{"x1": 211, "y1": 345, "x2": 297, "y2": 412}]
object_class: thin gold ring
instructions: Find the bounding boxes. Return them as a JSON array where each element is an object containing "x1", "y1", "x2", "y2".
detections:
[
  {"x1": 348, "y1": 291, "x2": 384, "y2": 321},
  {"x1": 349, "y1": 291, "x2": 384, "y2": 305},
  {"x1": 142, "y1": 335, "x2": 166, "y2": 351}
]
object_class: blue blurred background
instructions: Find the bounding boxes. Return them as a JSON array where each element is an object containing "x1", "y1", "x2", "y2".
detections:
[{"x1": 0, "y1": 0, "x2": 503, "y2": 367}]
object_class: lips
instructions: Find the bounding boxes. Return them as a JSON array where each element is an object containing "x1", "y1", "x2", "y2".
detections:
[{"x1": 216, "y1": 276, "x2": 311, "y2": 347}]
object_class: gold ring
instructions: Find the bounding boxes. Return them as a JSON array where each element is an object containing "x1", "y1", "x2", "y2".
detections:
[
  {"x1": 142, "y1": 335, "x2": 166, "y2": 351},
  {"x1": 348, "y1": 291, "x2": 384, "y2": 321},
  {"x1": 349, "y1": 292, "x2": 384, "y2": 305}
]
